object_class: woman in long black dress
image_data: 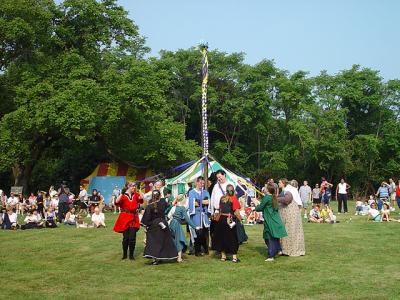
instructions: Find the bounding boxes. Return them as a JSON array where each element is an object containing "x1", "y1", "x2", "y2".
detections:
[
  {"x1": 213, "y1": 186, "x2": 243, "y2": 263},
  {"x1": 142, "y1": 190, "x2": 178, "y2": 265}
]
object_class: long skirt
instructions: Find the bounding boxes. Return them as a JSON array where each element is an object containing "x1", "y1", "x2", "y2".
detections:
[
  {"x1": 213, "y1": 216, "x2": 239, "y2": 255},
  {"x1": 279, "y1": 201, "x2": 305, "y2": 256},
  {"x1": 236, "y1": 219, "x2": 248, "y2": 244},
  {"x1": 143, "y1": 218, "x2": 178, "y2": 260},
  {"x1": 169, "y1": 219, "x2": 188, "y2": 253}
]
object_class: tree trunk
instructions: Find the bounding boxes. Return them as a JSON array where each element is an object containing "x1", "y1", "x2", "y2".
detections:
[{"x1": 12, "y1": 163, "x2": 31, "y2": 194}]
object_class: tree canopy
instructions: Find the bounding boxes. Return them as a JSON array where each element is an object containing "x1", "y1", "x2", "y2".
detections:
[{"x1": 1, "y1": 0, "x2": 400, "y2": 196}]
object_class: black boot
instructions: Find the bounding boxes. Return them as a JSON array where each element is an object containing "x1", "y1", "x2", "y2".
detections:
[
  {"x1": 122, "y1": 239, "x2": 128, "y2": 260},
  {"x1": 128, "y1": 241, "x2": 135, "y2": 260}
]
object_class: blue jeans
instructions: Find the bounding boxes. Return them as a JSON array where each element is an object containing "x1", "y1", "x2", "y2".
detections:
[{"x1": 264, "y1": 238, "x2": 282, "y2": 258}]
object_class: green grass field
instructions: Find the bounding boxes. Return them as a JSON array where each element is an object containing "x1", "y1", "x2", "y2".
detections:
[{"x1": 1, "y1": 201, "x2": 400, "y2": 300}]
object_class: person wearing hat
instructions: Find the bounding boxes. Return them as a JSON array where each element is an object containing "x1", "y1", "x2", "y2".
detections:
[
  {"x1": 142, "y1": 190, "x2": 178, "y2": 265},
  {"x1": 168, "y1": 194, "x2": 197, "y2": 262},
  {"x1": 113, "y1": 182, "x2": 143, "y2": 260}
]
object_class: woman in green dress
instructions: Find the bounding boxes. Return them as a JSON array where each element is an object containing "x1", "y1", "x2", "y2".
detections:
[
  {"x1": 168, "y1": 195, "x2": 197, "y2": 262},
  {"x1": 254, "y1": 183, "x2": 287, "y2": 262}
]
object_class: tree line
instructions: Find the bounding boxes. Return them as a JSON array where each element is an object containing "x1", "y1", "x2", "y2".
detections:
[{"x1": 1, "y1": 0, "x2": 399, "y2": 197}]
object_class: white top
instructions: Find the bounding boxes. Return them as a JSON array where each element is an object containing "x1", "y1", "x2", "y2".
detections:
[
  {"x1": 338, "y1": 183, "x2": 347, "y2": 194},
  {"x1": 299, "y1": 185, "x2": 312, "y2": 202},
  {"x1": 24, "y1": 214, "x2": 41, "y2": 223},
  {"x1": 356, "y1": 200, "x2": 363, "y2": 207},
  {"x1": 91, "y1": 213, "x2": 105, "y2": 223},
  {"x1": 78, "y1": 189, "x2": 88, "y2": 200},
  {"x1": 284, "y1": 184, "x2": 303, "y2": 207},
  {"x1": 369, "y1": 208, "x2": 380, "y2": 218},
  {"x1": 7, "y1": 196, "x2": 19, "y2": 206},
  {"x1": 210, "y1": 181, "x2": 229, "y2": 214},
  {"x1": 7, "y1": 212, "x2": 17, "y2": 223}
]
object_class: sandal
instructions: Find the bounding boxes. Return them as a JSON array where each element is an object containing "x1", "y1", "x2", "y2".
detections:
[
  {"x1": 232, "y1": 258, "x2": 240, "y2": 263},
  {"x1": 220, "y1": 257, "x2": 226, "y2": 262}
]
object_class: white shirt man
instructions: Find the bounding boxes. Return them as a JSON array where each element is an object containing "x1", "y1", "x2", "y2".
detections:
[
  {"x1": 210, "y1": 170, "x2": 229, "y2": 215},
  {"x1": 78, "y1": 186, "x2": 88, "y2": 201}
]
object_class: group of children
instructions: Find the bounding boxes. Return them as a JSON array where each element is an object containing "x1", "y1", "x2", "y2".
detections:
[{"x1": 356, "y1": 195, "x2": 398, "y2": 222}]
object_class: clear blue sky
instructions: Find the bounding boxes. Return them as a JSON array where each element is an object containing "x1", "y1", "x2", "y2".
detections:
[{"x1": 117, "y1": 0, "x2": 400, "y2": 80}]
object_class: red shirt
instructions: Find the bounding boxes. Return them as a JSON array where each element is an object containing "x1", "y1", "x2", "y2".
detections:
[
  {"x1": 396, "y1": 186, "x2": 400, "y2": 197},
  {"x1": 113, "y1": 192, "x2": 143, "y2": 233}
]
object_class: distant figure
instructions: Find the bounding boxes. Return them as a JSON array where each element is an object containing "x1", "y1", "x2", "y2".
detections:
[{"x1": 336, "y1": 178, "x2": 351, "y2": 214}]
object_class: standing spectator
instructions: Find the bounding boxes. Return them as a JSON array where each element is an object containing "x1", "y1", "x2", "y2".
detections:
[
  {"x1": 312, "y1": 184, "x2": 321, "y2": 204},
  {"x1": 376, "y1": 182, "x2": 390, "y2": 211},
  {"x1": 58, "y1": 184, "x2": 69, "y2": 223},
  {"x1": 320, "y1": 177, "x2": 333, "y2": 206},
  {"x1": 395, "y1": 180, "x2": 400, "y2": 213},
  {"x1": 299, "y1": 181, "x2": 312, "y2": 219},
  {"x1": 111, "y1": 185, "x2": 121, "y2": 214},
  {"x1": 36, "y1": 191, "x2": 45, "y2": 218},
  {"x1": 336, "y1": 178, "x2": 351, "y2": 214},
  {"x1": 388, "y1": 178, "x2": 396, "y2": 209}
]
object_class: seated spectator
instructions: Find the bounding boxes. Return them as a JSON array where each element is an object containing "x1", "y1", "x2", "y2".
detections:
[
  {"x1": 1, "y1": 206, "x2": 18, "y2": 230},
  {"x1": 367, "y1": 203, "x2": 381, "y2": 222},
  {"x1": 325, "y1": 206, "x2": 338, "y2": 223},
  {"x1": 91, "y1": 207, "x2": 105, "y2": 228},
  {"x1": 361, "y1": 201, "x2": 370, "y2": 216},
  {"x1": 355, "y1": 200, "x2": 363, "y2": 215},
  {"x1": 367, "y1": 195, "x2": 375, "y2": 206},
  {"x1": 64, "y1": 207, "x2": 77, "y2": 225},
  {"x1": 381, "y1": 203, "x2": 391, "y2": 222},
  {"x1": 76, "y1": 215, "x2": 89, "y2": 228},
  {"x1": 309, "y1": 205, "x2": 324, "y2": 223},
  {"x1": 21, "y1": 210, "x2": 44, "y2": 230},
  {"x1": 45, "y1": 207, "x2": 57, "y2": 228},
  {"x1": 88, "y1": 189, "x2": 101, "y2": 216}
]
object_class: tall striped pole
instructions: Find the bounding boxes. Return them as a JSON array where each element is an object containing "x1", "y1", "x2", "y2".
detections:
[{"x1": 200, "y1": 43, "x2": 209, "y2": 190}]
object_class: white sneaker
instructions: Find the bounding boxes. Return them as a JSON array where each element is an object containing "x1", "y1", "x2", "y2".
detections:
[
  {"x1": 304, "y1": 214, "x2": 308, "y2": 219},
  {"x1": 265, "y1": 258, "x2": 274, "y2": 262}
]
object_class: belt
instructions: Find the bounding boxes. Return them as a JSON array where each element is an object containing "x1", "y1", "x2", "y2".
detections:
[
  {"x1": 220, "y1": 213, "x2": 232, "y2": 217},
  {"x1": 121, "y1": 209, "x2": 139, "y2": 213}
]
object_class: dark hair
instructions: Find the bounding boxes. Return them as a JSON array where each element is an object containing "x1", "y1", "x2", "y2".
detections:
[
  {"x1": 215, "y1": 169, "x2": 226, "y2": 176},
  {"x1": 196, "y1": 176, "x2": 204, "y2": 182}
]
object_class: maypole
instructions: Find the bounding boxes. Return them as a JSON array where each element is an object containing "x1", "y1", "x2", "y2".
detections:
[{"x1": 200, "y1": 43, "x2": 209, "y2": 189}]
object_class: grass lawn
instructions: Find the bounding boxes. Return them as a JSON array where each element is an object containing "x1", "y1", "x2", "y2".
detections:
[{"x1": 1, "y1": 201, "x2": 400, "y2": 300}]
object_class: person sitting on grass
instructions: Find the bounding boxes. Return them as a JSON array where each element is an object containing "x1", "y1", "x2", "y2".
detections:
[
  {"x1": 309, "y1": 205, "x2": 324, "y2": 223},
  {"x1": 1, "y1": 206, "x2": 18, "y2": 230},
  {"x1": 64, "y1": 207, "x2": 77, "y2": 225},
  {"x1": 381, "y1": 203, "x2": 391, "y2": 222},
  {"x1": 368, "y1": 195, "x2": 375, "y2": 206},
  {"x1": 355, "y1": 199, "x2": 363, "y2": 215},
  {"x1": 325, "y1": 206, "x2": 338, "y2": 223},
  {"x1": 21, "y1": 210, "x2": 44, "y2": 230},
  {"x1": 367, "y1": 203, "x2": 381, "y2": 222},
  {"x1": 45, "y1": 207, "x2": 57, "y2": 228},
  {"x1": 91, "y1": 207, "x2": 105, "y2": 228},
  {"x1": 361, "y1": 201, "x2": 370, "y2": 216}
]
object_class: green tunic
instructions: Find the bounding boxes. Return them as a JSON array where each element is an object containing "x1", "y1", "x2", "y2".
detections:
[{"x1": 255, "y1": 194, "x2": 288, "y2": 240}]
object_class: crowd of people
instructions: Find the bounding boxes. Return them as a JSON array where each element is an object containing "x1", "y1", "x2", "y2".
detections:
[{"x1": 1, "y1": 174, "x2": 400, "y2": 264}]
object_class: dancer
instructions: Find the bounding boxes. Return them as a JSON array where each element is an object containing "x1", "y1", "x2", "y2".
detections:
[
  {"x1": 213, "y1": 184, "x2": 242, "y2": 263},
  {"x1": 113, "y1": 182, "x2": 143, "y2": 260},
  {"x1": 188, "y1": 176, "x2": 210, "y2": 256},
  {"x1": 254, "y1": 183, "x2": 287, "y2": 261},
  {"x1": 142, "y1": 190, "x2": 178, "y2": 265},
  {"x1": 168, "y1": 194, "x2": 197, "y2": 262}
]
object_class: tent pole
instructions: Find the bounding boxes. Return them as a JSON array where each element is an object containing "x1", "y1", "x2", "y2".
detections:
[{"x1": 200, "y1": 43, "x2": 209, "y2": 189}]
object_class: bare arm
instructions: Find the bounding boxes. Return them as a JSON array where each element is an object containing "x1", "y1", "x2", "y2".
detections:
[
  {"x1": 115, "y1": 194, "x2": 123, "y2": 204},
  {"x1": 234, "y1": 209, "x2": 242, "y2": 223}
]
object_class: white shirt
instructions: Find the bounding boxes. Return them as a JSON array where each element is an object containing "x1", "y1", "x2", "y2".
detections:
[
  {"x1": 369, "y1": 208, "x2": 380, "y2": 218},
  {"x1": 7, "y1": 212, "x2": 17, "y2": 223},
  {"x1": 210, "y1": 181, "x2": 229, "y2": 214},
  {"x1": 92, "y1": 213, "x2": 105, "y2": 223},
  {"x1": 78, "y1": 189, "x2": 88, "y2": 200},
  {"x1": 7, "y1": 196, "x2": 19, "y2": 206},
  {"x1": 338, "y1": 183, "x2": 347, "y2": 194},
  {"x1": 285, "y1": 184, "x2": 303, "y2": 207}
]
